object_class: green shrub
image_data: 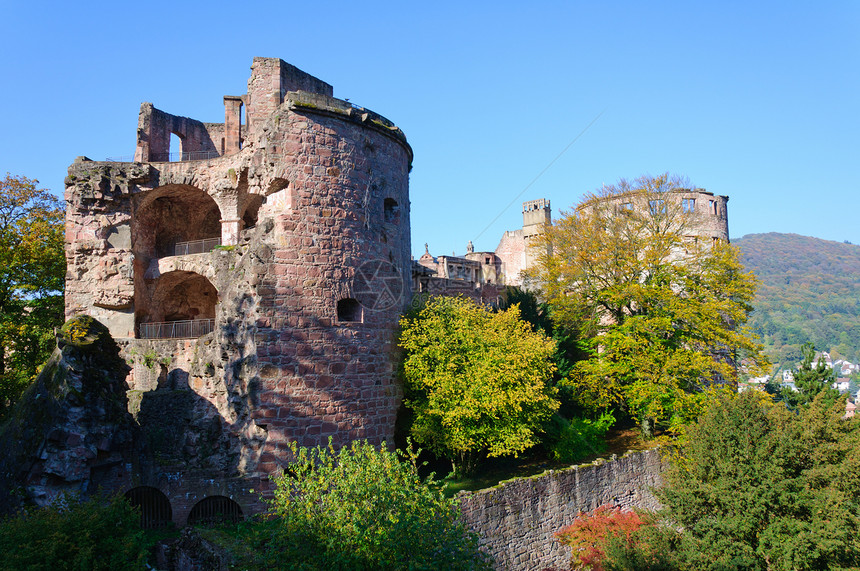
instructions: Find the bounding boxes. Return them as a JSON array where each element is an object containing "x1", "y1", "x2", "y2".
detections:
[
  {"x1": 0, "y1": 494, "x2": 147, "y2": 571},
  {"x1": 544, "y1": 411, "x2": 615, "y2": 463},
  {"x1": 232, "y1": 439, "x2": 491, "y2": 570}
]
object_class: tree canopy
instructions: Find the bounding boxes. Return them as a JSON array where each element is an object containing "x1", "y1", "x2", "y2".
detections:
[
  {"x1": 527, "y1": 174, "x2": 767, "y2": 434},
  {"x1": 598, "y1": 391, "x2": 860, "y2": 570},
  {"x1": 0, "y1": 174, "x2": 65, "y2": 422},
  {"x1": 398, "y1": 296, "x2": 559, "y2": 474},
  {"x1": 769, "y1": 342, "x2": 839, "y2": 409},
  {"x1": 735, "y1": 232, "x2": 860, "y2": 366}
]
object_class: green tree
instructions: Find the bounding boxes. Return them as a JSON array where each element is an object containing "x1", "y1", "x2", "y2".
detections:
[
  {"x1": 527, "y1": 174, "x2": 767, "y2": 435},
  {"x1": 399, "y1": 296, "x2": 559, "y2": 475},
  {"x1": 0, "y1": 174, "x2": 65, "y2": 422},
  {"x1": 629, "y1": 391, "x2": 860, "y2": 569},
  {"x1": 232, "y1": 439, "x2": 490, "y2": 570},
  {"x1": 777, "y1": 342, "x2": 839, "y2": 409}
]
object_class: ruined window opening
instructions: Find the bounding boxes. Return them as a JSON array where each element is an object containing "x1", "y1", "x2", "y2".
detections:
[
  {"x1": 648, "y1": 199, "x2": 666, "y2": 215},
  {"x1": 384, "y1": 198, "x2": 400, "y2": 224},
  {"x1": 682, "y1": 198, "x2": 696, "y2": 213},
  {"x1": 337, "y1": 298, "x2": 362, "y2": 323},
  {"x1": 221, "y1": 137, "x2": 225, "y2": 155},
  {"x1": 125, "y1": 487, "x2": 172, "y2": 529},
  {"x1": 619, "y1": 202, "x2": 633, "y2": 212},
  {"x1": 187, "y1": 496, "x2": 243, "y2": 526},
  {"x1": 169, "y1": 133, "x2": 182, "y2": 161},
  {"x1": 709, "y1": 200, "x2": 717, "y2": 215}
]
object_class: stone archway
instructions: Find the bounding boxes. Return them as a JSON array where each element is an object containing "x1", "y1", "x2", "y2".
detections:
[
  {"x1": 134, "y1": 184, "x2": 222, "y2": 260},
  {"x1": 124, "y1": 486, "x2": 172, "y2": 528},
  {"x1": 137, "y1": 270, "x2": 218, "y2": 339},
  {"x1": 187, "y1": 496, "x2": 243, "y2": 526}
]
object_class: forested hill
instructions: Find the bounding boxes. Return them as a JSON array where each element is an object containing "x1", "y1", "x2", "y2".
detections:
[{"x1": 735, "y1": 233, "x2": 860, "y2": 366}]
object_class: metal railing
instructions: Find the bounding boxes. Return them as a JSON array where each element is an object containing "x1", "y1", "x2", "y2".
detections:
[
  {"x1": 104, "y1": 150, "x2": 221, "y2": 162},
  {"x1": 139, "y1": 319, "x2": 215, "y2": 340},
  {"x1": 174, "y1": 237, "x2": 221, "y2": 256}
]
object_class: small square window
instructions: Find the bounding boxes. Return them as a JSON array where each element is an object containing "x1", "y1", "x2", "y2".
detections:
[{"x1": 337, "y1": 298, "x2": 362, "y2": 322}]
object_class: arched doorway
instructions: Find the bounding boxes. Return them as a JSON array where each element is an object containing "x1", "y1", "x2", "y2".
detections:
[
  {"x1": 124, "y1": 486, "x2": 172, "y2": 529},
  {"x1": 187, "y1": 496, "x2": 243, "y2": 526}
]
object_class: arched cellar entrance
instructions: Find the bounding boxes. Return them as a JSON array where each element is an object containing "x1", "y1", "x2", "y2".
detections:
[
  {"x1": 187, "y1": 496, "x2": 243, "y2": 526},
  {"x1": 124, "y1": 486, "x2": 172, "y2": 529},
  {"x1": 137, "y1": 271, "x2": 218, "y2": 339}
]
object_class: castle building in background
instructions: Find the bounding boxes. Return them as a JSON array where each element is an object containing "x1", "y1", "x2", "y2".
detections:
[
  {"x1": 60, "y1": 58, "x2": 412, "y2": 525},
  {"x1": 415, "y1": 188, "x2": 729, "y2": 298}
]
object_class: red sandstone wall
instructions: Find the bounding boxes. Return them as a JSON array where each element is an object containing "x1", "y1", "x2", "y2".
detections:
[
  {"x1": 64, "y1": 60, "x2": 412, "y2": 515},
  {"x1": 494, "y1": 229, "x2": 526, "y2": 286}
]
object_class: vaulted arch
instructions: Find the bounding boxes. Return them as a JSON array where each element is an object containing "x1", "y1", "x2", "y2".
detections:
[{"x1": 134, "y1": 184, "x2": 223, "y2": 260}]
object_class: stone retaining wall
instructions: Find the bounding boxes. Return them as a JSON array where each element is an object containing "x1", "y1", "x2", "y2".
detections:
[{"x1": 458, "y1": 448, "x2": 666, "y2": 570}]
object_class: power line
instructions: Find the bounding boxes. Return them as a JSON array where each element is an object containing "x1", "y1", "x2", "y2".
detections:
[{"x1": 472, "y1": 108, "x2": 606, "y2": 243}]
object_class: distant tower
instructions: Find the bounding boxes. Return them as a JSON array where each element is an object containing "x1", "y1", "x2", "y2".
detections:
[
  {"x1": 522, "y1": 199, "x2": 551, "y2": 241},
  {"x1": 522, "y1": 199, "x2": 551, "y2": 273}
]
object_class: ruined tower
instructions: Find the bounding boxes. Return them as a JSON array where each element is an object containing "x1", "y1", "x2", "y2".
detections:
[{"x1": 63, "y1": 58, "x2": 412, "y2": 524}]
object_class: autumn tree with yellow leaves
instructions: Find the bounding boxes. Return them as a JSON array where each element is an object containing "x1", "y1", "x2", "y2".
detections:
[
  {"x1": 399, "y1": 296, "x2": 559, "y2": 475},
  {"x1": 527, "y1": 174, "x2": 768, "y2": 436},
  {"x1": 0, "y1": 174, "x2": 65, "y2": 422}
]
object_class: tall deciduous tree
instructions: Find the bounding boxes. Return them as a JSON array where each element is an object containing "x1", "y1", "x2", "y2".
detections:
[
  {"x1": 527, "y1": 174, "x2": 768, "y2": 434},
  {"x1": 0, "y1": 174, "x2": 65, "y2": 421},
  {"x1": 399, "y1": 296, "x2": 559, "y2": 475}
]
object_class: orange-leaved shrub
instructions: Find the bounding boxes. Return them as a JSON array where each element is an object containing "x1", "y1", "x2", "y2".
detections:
[{"x1": 555, "y1": 506, "x2": 644, "y2": 570}]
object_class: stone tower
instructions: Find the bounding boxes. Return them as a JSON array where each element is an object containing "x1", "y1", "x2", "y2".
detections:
[{"x1": 63, "y1": 58, "x2": 412, "y2": 524}]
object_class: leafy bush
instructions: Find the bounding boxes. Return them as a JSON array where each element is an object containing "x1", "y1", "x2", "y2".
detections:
[
  {"x1": 232, "y1": 439, "x2": 491, "y2": 570},
  {"x1": 0, "y1": 494, "x2": 147, "y2": 570},
  {"x1": 543, "y1": 411, "x2": 615, "y2": 463}
]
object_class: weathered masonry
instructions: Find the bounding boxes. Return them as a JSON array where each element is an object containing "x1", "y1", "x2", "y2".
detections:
[{"x1": 63, "y1": 58, "x2": 412, "y2": 522}]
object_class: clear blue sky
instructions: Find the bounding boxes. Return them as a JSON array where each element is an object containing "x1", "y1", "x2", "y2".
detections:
[{"x1": 1, "y1": 1, "x2": 857, "y2": 260}]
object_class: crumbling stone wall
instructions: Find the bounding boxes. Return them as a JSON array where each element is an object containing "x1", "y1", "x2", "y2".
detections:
[
  {"x1": 458, "y1": 449, "x2": 666, "y2": 571},
  {"x1": 0, "y1": 316, "x2": 135, "y2": 512},
  {"x1": 63, "y1": 58, "x2": 412, "y2": 517}
]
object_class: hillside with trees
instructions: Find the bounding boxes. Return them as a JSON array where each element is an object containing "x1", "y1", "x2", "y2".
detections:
[{"x1": 735, "y1": 233, "x2": 860, "y2": 366}]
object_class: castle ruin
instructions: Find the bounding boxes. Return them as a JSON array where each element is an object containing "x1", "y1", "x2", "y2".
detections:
[{"x1": 62, "y1": 58, "x2": 412, "y2": 525}]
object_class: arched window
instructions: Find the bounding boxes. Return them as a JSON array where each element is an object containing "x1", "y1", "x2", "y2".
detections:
[
  {"x1": 124, "y1": 486, "x2": 172, "y2": 529},
  {"x1": 187, "y1": 496, "x2": 243, "y2": 526}
]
